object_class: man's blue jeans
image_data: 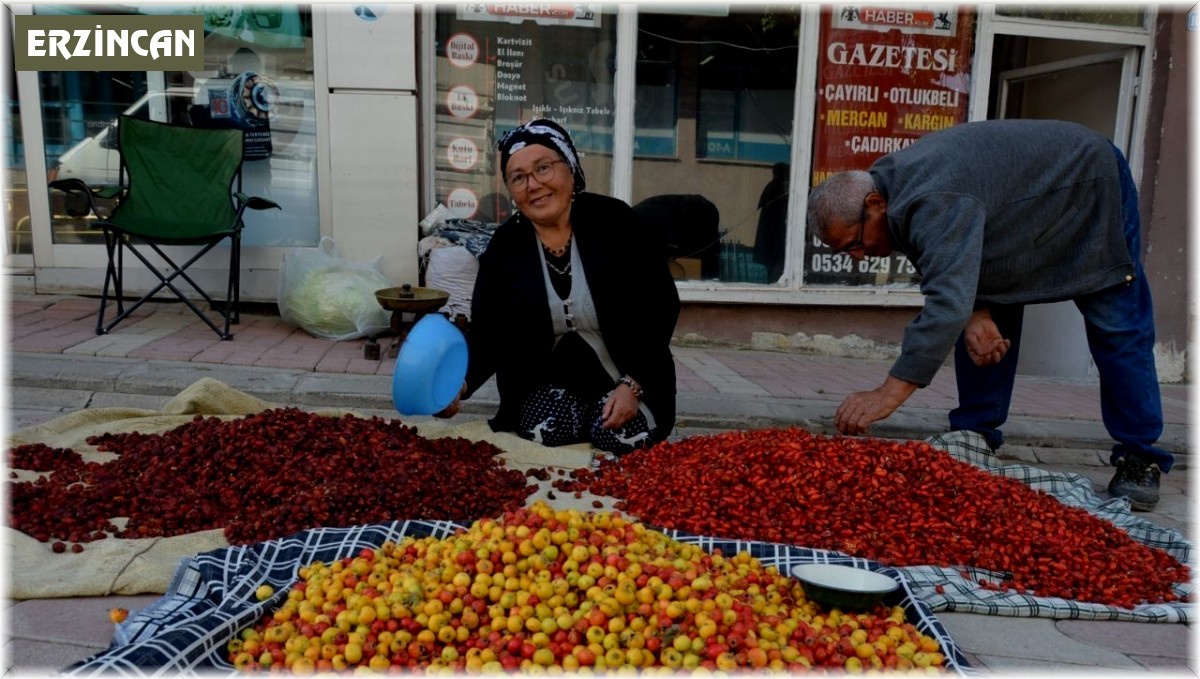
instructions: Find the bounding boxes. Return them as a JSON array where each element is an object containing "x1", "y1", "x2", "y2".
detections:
[{"x1": 949, "y1": 145, "x2": 1174, "y2": 473}]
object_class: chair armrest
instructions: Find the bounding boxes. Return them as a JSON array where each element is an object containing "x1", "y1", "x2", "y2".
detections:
[
  {"x1": 48, "y1": 179, "x2": 118, "y2": 218},
  {"x1": 93, "y1": 185, "x2": 124, "y2": 200},
  {"x1": 49, "y1": 178, "x2": 90, "y2": 193},
  {"x1": 235, "y1": 192, "x2": 282, "y2": 212}
]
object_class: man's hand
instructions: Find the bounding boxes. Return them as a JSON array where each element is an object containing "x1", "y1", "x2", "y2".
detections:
[
  {"x1": 964, "y1": 308, "x2": 1010, "y2": 367},
  {"x1": 834, "y1": 375, "x2": 918, "y2": 435}
]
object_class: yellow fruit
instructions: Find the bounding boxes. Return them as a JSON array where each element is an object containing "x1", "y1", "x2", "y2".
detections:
[
  {"x1": 224, "y1": 503, "x2": 950, "y2": 675},
  {"x1": 108, "y1": 608, "x2": 129, "y2": 624}
]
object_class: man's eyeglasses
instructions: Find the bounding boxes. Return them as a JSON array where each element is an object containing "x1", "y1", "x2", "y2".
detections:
[
  {"x1": 835, "y1": 196, "x2": 869, "y2": 255},
  {"x1": 506, "y1": 159, "x2": 566, "y2": 190}
]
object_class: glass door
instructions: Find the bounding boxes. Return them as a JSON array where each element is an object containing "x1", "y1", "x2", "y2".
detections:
[
  {"x1": 41, "y1": 70, "x2": 151, "y2": 247},
  {"x1": 3, "y1": 4, "x2": 32, "y2": 262},
  {"x1": 991, "y1": 37, "x2": 1141, "y2": 379},
  {"x1": 15, "y1": 4, "x2": 320, "y2": 301},
  {"x1": 996, "y1": 46, "x2": 1139, "y2": 151}
]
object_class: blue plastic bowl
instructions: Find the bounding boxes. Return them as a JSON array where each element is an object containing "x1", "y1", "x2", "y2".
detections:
[{"x1": 392, "y1": 314, "x2": 468, "y2": 416}]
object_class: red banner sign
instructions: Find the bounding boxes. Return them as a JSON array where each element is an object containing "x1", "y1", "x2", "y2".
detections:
[{"x1": 807, "y1": 5, "x2": 975, "y2": 286}]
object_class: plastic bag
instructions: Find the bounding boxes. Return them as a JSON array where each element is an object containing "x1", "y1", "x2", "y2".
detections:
[
  {"x1": 277, "y1": 237, "x2": 395, "y2": 341},
  {"x1": 425, "y1": 245, "x2": 478, "y2": 321}
]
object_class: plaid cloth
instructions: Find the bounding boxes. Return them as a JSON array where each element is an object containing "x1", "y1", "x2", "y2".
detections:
[
  {"x1": 65, "y1": 522, "x2": 977, "y2": 676},
  {"x1": 60, "y1": 430, "x2": 1192, "y2": 675},
  {"x1": 921, "y1": 430, "x2": 1193, "y2": 622}
]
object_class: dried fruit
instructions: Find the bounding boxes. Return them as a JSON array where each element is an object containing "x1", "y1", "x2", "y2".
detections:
[
  {"x1": 556, "y1": 428, "x2": 1189, "y2": 608},
  {"x1": 6, "y1": 409, "x2": 537, "y2": 547},
  {"x1": 7, "y1": 443, "x2": 83, "y2": 473}
]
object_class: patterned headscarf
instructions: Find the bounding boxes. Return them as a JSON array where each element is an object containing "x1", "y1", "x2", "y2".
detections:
[{"x1": 498, "y1": 118, "x2": 586, "y2": 193}]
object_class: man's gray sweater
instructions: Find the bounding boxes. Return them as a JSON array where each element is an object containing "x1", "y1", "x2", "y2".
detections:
[{"x1": 868, "y1": 119, "x2": 1135, "y2": 387}]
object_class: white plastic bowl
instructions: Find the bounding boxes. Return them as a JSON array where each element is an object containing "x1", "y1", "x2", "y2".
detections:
[
  {"x1": 790, "y1": 564, "x2": 899, "y2": 610},
  {"x1": 392, "y1": 314, "x2": 468, "y2": 416}
]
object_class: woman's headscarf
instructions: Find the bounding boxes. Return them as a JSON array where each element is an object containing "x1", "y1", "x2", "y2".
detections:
[{"x1": 497, "y1": 118, "x2": 586, "y2": 193}]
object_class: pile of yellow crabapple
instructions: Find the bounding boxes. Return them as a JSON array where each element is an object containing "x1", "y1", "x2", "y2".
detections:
[{"x1": 227, "y1": 502, "x2": 947, "y2": 674}]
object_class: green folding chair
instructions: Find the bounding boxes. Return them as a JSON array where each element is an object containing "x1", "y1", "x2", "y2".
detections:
[{"x1": 50, "y1": 115, "x2": 280, "y2": 340}]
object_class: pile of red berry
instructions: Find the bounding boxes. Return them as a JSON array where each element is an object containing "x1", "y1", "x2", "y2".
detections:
[
  {"x1": 7, "y1": 408, "x2": 536, "y2": 549},
  {"x1": 556, "y1": 428, "x2": 1189, "y2": 608}
]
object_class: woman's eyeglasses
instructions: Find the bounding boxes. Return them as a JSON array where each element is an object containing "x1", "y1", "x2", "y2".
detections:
[{"x1": 506, "y1": 160, "x2": 566, "y2": 190}]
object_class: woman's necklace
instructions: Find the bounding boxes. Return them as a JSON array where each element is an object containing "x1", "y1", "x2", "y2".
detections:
[
  {"x1": 545, "y1": 258, "x2": 572, "y2": 276},
  {"x1": 542, "y1": 232, "x2": 572, "y2": 258},
  {"x1": 543, "y1": 231, "x2": 572, "y2": 275}
]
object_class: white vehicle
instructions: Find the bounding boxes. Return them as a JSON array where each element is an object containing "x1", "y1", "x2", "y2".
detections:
[{"x1": 51, "y1": 77, "x2": 314, "y2": 187}]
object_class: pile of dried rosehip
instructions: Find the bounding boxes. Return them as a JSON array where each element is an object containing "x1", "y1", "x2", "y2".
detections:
[
  {"x1": 555, "y1": 428, "x2": 1189, "y2": 609},
  {"x1": 7, "y1": 409, "x2": 536, "y2": 549},
  {"x1": 8, "y1": 443, "x2": 83, "y2": 473}
]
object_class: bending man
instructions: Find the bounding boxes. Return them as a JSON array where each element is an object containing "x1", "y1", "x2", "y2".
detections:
[{"x1": 807, "y1": 119, "x2": 1171, "y2": 510}]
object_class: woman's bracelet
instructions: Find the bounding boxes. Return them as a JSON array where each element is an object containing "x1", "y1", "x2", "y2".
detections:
[{"x1": 619, "y1": 376, "x2": 644, "y2": 398}]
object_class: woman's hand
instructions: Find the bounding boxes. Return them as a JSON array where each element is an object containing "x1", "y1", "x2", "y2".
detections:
[
  {"x1": 600, "y1": 383, "x2": 640, "y2": 429},
  {"x1": 433, "y1": 382, "x2": 468, "y2": 419}
]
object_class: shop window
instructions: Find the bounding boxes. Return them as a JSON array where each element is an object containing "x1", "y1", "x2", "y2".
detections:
[
  {"x1": 39, "y1": 69, "x2": 146, "y2": 246},
  {"x1": 37, "y1": 5, "x2": 318, "y2": 248},
  {"x1": 632, "y1": 9, "x2": 800, "y2": 285},
  {"x1": 994, "y1": 6, "x2": 1145, "y2": 29},
  {"x1": 693, "y1": 13, "x2": 798, "y2": 165},
  {"x1": 434, "y1": 6, "x2": 617, "y2": 223},
  {"x1": 634, "y1": 60, "x2": 677, "y2": 159}
]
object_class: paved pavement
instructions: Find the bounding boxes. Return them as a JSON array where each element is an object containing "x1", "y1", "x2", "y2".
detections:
[{"x1": 2, "y1": 293, "x2": 1194, "y2": 675}]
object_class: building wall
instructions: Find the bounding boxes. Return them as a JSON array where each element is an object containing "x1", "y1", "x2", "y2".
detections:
[
  {"x1": 1139, "y1": 9, "x2": 1190, "y2": 380},
  {"x1": 677, "y1": 303, "x2": 911, "y2": 357}
]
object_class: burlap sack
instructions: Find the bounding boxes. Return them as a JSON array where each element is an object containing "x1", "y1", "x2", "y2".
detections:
[{"x1": 6, "y1": 378, "x2": 601, "y2": 599}]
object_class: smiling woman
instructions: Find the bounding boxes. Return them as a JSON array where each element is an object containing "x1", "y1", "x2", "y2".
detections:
[{"x1": 432, "y1": 118, "x2": 682, "y2": 457}]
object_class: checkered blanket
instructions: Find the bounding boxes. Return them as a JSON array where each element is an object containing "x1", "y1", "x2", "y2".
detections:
[
  {"x1": 58, "y1": 430, "x2": 1193, "y2": 675},
  {"x1": 921, "y1": 430, "x2": 1193, "y2": 622},
  {"x1": 64, "y1": 522, "x2": 976, "y2": 676}
]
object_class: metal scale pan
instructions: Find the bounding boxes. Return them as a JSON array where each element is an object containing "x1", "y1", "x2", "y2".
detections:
[{"x1": 364, "y1": 284, "x2": 450, "y2": 359}]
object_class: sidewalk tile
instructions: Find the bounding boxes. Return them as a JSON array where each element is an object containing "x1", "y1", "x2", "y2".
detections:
[
  {"x1": 1055, "y1": 619, "x2": 1192, "y2": 658},
  {"x1": 935, "y1": 613, "x2": 1143, "y2": 668},
  {"x1": 46, "y1": 297, "x2": 100, "y2": 313},
  {"x1": 65, "y1": 334, "x2": 148, "y2": 357},
  {"x1": 10, "y1": 327, "x2": 103, "y2": 353}
]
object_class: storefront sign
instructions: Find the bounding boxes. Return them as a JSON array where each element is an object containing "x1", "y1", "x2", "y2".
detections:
[
  {"x1": 806, "y1": 4, "x2": 975, "y2": 287},
  {"x1": 459, "y1": 4, "x2": 601, "y2": 28},
  {"x1": 435, "y1": 11, "x2": 616, "y2": 213},
  {"x1": 447, "y1": 187, "x2": 480, "y2": 219},
  {"x1": 447, "y1": 32, "x2": 480, "y2": 67},
  {"x1": 447, "y1": 137, "x2": 480, "y2": 170},
  {"x1": 447, "y1": 85, "x2": 481, "y2": 119}
]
